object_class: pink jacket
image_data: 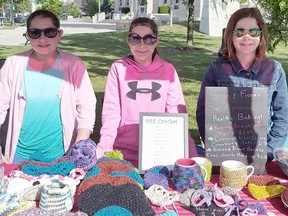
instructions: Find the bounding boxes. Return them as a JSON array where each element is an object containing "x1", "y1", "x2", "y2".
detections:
[
  {"x1": 97, "y1": 55, "x2": 197, "y2": 167},
  {"x1": 0, "y1": 49, "x2": 96, "y2": 163}
]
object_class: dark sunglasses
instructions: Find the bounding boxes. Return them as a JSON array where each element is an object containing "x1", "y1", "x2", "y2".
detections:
[
  {"x1": 233, "y1": 28, "x2": 262, "y2": 38},
  {"x1": 27, "y1": 27, "x2": 59, "y2": 39},
  {"x1": 128, "y1": 33, "x2": 157, "y2": 45}
]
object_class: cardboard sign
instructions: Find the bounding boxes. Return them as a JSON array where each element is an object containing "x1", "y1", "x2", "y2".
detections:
[
  {"x1": 205, "y1": 87, "x2": 268, "y2": 174},
  {"x1": 138, "y1": 112, "x2": 189, "y2": 174}
]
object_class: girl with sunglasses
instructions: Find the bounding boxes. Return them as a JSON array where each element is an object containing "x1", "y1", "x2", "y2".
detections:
[
  {"x1": 196, "y1": 7, "x2": 288, "y2": 161},
  {"x1": 97, "y1": 17, "x2": 198, "y2": 168},
  {"x1": 0, "y1": 9, "x2": 96, "y2": 164}
]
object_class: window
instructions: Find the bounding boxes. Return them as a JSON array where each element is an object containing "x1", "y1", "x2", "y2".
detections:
[{"x1": 120, "y1": 0, "x2": 123, "y2": 6}]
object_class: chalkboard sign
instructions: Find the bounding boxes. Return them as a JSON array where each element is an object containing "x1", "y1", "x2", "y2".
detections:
[{"x1": 205, "y1": 87, "x2": 268, "y2": 174}]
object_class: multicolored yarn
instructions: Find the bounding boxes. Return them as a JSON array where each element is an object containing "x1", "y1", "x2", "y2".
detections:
[
  {"x1": 173, "y1": 162, "x2": 205, "y2": 192},
  {"x1": 234, "y1": 198, "x2": 268, "y2": 214},
  {"x1": 66, "y1": 138, "x2": 98, "y2": 171},
  {"x1": 78, "y1": 157, "x2": 154, "y2": 215},
  {"x1": 12, "y1": 207, "x2": 88, "y2": 216},
  {"x1": 39, "y1": 179, "x2": 74, "y2": 214},
  {"x1": 7, "y1": 200, "x2": 36, "y2": 215},
  {"x1": 78, "y1": 157, "x2": 144, "y2": 195},
  {"x1": 17, "y1": 157, "x2": 69, "y2": 170},
  {"x1": 78, "y1": 183, "x2": 155, "y2": 216},
  {"x1": 0, "y1": 191, "x2": 20, "y2": 215},
  {"x1": 248, "y1": 176, "x2": 280, "y2": 186},
  {"x1": 144, "y1": 184, "x2": 179, "y2": 207},
  {"x1": 143, "y1": 166, "x2": 170, "y2": 189},
  {"x1": 248, "y1": 183, "x2": 286, "y2": 200}
]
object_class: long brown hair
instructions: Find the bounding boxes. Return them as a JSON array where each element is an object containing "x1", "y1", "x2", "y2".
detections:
[
  {"x1": 128, "y1": 17, "x2": 159, "y2": 56},
  {"x1": 220, "y1": 7, "x2": 268, "y2": 60}
]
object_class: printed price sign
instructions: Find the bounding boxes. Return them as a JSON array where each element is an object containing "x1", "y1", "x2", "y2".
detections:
[{"x1": 139, "y1": 112, "x2": 189, "y2": 174}]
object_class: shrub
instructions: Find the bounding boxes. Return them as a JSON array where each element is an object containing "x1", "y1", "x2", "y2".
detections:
[
  {"x1": 121, "y1": 7, "x2": 130, "y2": 14},
  {"x1": 158, "y1": 5, "x2": 169, "y2": 14}
]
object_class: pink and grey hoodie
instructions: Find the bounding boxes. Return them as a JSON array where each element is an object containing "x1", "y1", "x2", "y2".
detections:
[{"x1": 97, "y1": 54, "x2": 197, "y2": 167}]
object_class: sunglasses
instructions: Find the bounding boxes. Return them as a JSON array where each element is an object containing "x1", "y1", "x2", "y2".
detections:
[
  {"x1": 128, "y1": 33, "x2": 157, "y2": 45},
  {"x1": 27, "y1": 27, "x2": 59, "y2": 39},
  {"x1": 233, "y1": 28, "x2": 262, "y2": 38}
]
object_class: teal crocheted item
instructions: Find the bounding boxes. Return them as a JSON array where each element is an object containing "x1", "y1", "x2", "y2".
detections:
[
  {"x1": 93, "y1": 206, "x2": 133, "y2": 216},
  {"x1": 21, "y1": 161, "x2": 75, "y2": 176},
  {"x1": 110, "y1": 170, "x2": 144, "y2": 186},
  {"x1": 159, "y1": 210, "x2": 178, "y2": 216}
]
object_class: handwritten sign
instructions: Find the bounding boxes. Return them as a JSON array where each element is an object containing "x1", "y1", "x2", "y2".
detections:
[
  {"x1": 205, "y1": 87, "x2": 268, "y2": 174},
  {"x1": 138, "y1": 112, "x2": 189, "y2": 174}
]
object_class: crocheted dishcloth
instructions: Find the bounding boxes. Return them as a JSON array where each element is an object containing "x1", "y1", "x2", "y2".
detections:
[
  {"x1": 248, "y1": 183, "x2": 286, "y2": 200},
  {"x1": 144, "y1": 166, "x2": 170, "y2": 189},
  {"x1": 179, "y1": 188, "x2": 195, "y2": 206},
  {"x1": 67, "y1": 138, "x2": 98, "y2": 171},
  {"x1": 78, "y1": 159, "x2": 143, "y2": 195},
  {"x1": 144, "y1": 184, "x2": 179, "y2": 207},
  {"x1": 29, "y1": 151, "x2": 54, "y2": 163},
  {"x1": 17, "y1": 157, "x2": 69, "y2": 170},
  {"x1": 248, "y1": 176, "x2": 280, "y2": 186},
  {"x1": 7, "y1": 200, "x2": 36, "y2": 215},
  {"x1": 21, "y1": 160, "x2": 75, "y2": 176},
  {"x1": 78, "y1": 183, "x2": 155, "y2": 216},
  {"x1": 104, "y1": 150, "x2": 124, "y2": 160},
  {"x1": 12, "y1": 208, "x2": 88, "y2": 216},
  {"x1": 0, "y1": 192, "x2": 20, "y2": 216},
  {"x1": 39, "y1": 179, "x2": 74, "y2": 214}
]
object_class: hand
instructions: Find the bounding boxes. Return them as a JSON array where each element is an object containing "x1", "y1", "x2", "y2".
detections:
[{"x1": 2, "y1": 154, "x2": 10, "y2": 164}]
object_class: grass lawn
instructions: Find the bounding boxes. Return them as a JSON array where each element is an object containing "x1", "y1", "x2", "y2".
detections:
[{"x1": 0, "y1": 21, "x2": 287, "y2": 144}]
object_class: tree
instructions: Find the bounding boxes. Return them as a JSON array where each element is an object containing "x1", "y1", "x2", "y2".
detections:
[
  {"x1": 83, "y1": 0, "x2": 99, "y2": 18},
  {"x1": 256, "y1": 0, "x2": 288, "y2": 52}
]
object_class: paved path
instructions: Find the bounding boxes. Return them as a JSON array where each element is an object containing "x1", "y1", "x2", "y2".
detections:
[{"x1": 0, "y1": 21, "x2": 117, "y2": 46}]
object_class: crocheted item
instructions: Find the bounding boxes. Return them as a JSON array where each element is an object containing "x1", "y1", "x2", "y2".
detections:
[
  {"x1": 17, "y1": 157, "x2": 69, "y2": 170},
  {"x1": 0, "y1": 191, "x2": 20, "y2": 215},
  {"x1": 78, "y1": 183, "x2": 155, "y2": 216},
  {"x1": 144, "y1": 184, "x2": 179, "y2": 207},
  {"x1": 248, "y1": 176, "x2": 280, "y2": 186},
  {"x1": 29, "y1": 151, "x2": 55, "y2": 163},
  {"x1": 179, "y1": 188, "x2": 195, "y2": 206},
  {"x1": 12, "y1": 208, "x2": 88, "y2": 216},
  {"x1": 39, "y1": 179, "x2": 74, "y2": 214},
  {"x1": 212, "y1": 184, "x2": 234, "y2": 208},
  {"x1": 7, "y1": 200, "x2": 36, "y2": 215},
  {"x1": 104, "y1": 150, "x2": 124, "y2": 160},
  {"x1": 190, "y1": 188, "x2": 213, "y2": 207},
  {"x1": 281, "y1": 187, "x2": 288, "y2": 208},
  {"x1": 158, "y1": 204, "x2": 178, "y2": 216},
  {"x1": 20, "y1": 160, "x2": 75, "y2": 176},
  {"x1": 248, "y1": 183, "x2": 286, "y2": 200},
  {"x1": 221, "y1": 186, "x2": 240, "y2": 199},
  {"x1": 234, "y1": 198, "x2": 268, "y2": 214},
  {"x1": 78, "y1": 158, "x2": 143, "y2": 195},
  {"x1": 173, "y1": 162, "x2": 205, "y2": 192},
  {"x1": 144, "y1": 166, "x2": 170, "y2": 189},
  {"x1": 67, "y1": 138, "x2": 98, "y2": 171}
]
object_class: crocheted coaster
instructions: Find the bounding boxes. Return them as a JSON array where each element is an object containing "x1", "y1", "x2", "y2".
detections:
[
  {"x1": 144, "y1": 184, "x2": 179, "y2": 207},
  {"x1": 0, "y1": 191, "x2": 20, "y2": 215},
  {"x1": 78, "y1": 159, "x2": 143, "y2": 195},
  {"x1": 144, "y1": 166, "x2": 170, "y2": 189},
  {"x1": 67, "y1": 138, "x2": 97, "y2": 171},
  {"x1": 39, "y1": 179, "x2": 74, "y2": 214},
  {"x1": 248, "y1": 175, "x2": 280, "y2": 186},
  {"x1": 12, "y1": 208, "x2": 88, "y2": 216},
  {"x1": 248, "y1": 183, "x2": 286, "y2": 200},
  {"x1": 78, "y1": 183, "x2": 155, "y2": 216}
]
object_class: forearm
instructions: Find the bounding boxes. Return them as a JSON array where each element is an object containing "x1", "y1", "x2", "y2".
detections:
[{"x1": 75, "y1": 128, "x2": 92, "y2": 142}]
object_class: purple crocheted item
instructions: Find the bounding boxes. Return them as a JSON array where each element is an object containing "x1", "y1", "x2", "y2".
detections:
[
  {"x1": 67, "y1": 138, "x2": 97, "y2": 171},
  {"x1": 144, "y1": 166, "x2": 170, "y2": 189}
]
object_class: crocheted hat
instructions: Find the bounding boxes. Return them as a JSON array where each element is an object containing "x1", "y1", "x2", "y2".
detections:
[
  {"x1": 67, "y1": 138, "x2": 98, "y2": 171},
  {"x1": 78, "y1": 183, "x2": 155, "y2": 216},
  {"x1": 143, "y1": 166, "x2": 170, "y2": 189},
  {"x1": 78, "y1": 157, "x2": 144, "y2": 195},
  {"x1": 39, "y1": 179, "x2": 74, "y2": 214}
]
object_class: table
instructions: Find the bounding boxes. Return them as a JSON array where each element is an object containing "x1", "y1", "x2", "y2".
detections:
[{"x1": 4, "y1": 161, "x2": 288, "y2": 215}]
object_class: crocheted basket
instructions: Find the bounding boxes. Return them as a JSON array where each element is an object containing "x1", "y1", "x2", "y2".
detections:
[{"x1": 39, "y1": 179, "x2": 74, "y2": 214}]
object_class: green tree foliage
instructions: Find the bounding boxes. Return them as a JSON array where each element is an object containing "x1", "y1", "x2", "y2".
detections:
[
  {"x1": 83, "y1": 0, "x2": 99, "y2": 18},
  {"x1": 101, "y1": 0, "x2": 112, "y2": 13},
  {"x1": 15, "y1": 0, "x2": 32, "y2": 14},
  {"x1": 36, "y1": 0, "x2": 63, "y2": 17},
  {"x1": 256, "y1": 0, "x2": 288, "y2": 52},
  {"x1": 158, "y1": 5, "x2": 169, "y2": 14},
  {"x1": 62, "y1": 3, "x2": 79, "y2": 18}
]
